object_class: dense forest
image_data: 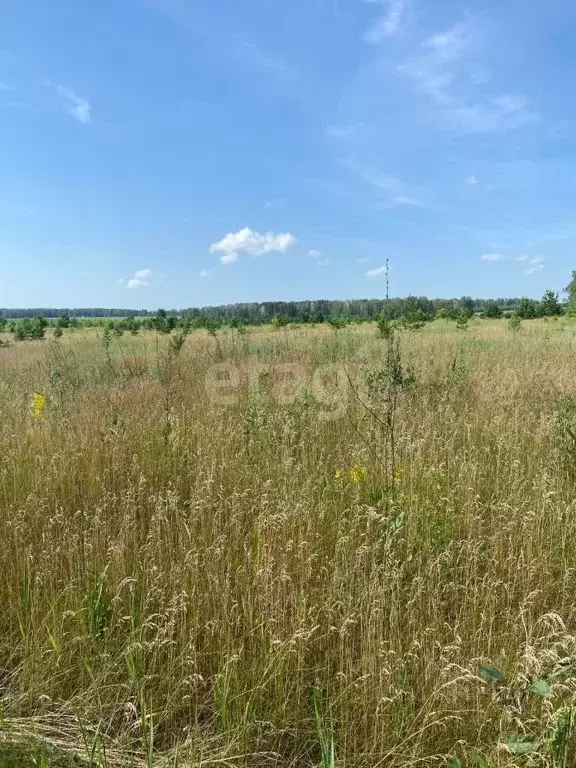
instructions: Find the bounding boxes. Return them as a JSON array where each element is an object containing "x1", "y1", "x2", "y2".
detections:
[{"x1": 0, "y1": 293, "x2": 562, "y2": 322}]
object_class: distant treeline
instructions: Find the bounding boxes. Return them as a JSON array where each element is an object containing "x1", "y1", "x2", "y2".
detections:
[
  {"x1": 0, "y1": 296, "x2": 555, "y2": 323},
  {"x1": 0, "y1": 291, "x2": 569, "y2": 341}
]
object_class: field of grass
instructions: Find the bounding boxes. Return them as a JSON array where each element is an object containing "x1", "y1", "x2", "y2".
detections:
[{"x1": 3, "y1": 318, "x2": 576, "y2": 766}]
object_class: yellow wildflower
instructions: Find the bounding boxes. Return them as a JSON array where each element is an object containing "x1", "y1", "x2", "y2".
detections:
[
  {"x1": 334, "y1": 469, "x2": 345, "y2": 480},
  {"x1": 349, "y1": 465, "x2": 367, "y2": 484},
  {"x1": 31, "y1": 392, "x2": 47, "y2": 419}
]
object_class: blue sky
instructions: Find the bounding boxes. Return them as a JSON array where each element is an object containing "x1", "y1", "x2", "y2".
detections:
[{"x1": 1, "y1": 0, "x2": 576, "y2": 308}]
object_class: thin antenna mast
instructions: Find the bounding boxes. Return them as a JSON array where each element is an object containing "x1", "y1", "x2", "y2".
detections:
[{"x1": 385, "y1": 257, "x2": 390, "y2": 301}]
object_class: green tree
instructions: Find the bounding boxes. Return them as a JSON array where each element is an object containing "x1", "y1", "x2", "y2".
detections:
[
  {"x1": 516, "y1": 297, "x2": 539, "y2": 319},
  {"x1": 458, "y1": 296, "x2": 475, "y2": 319},
  {"x1": 565, "y1": 270, "x2": 576, "y2": 314},
  {"x1": 271, "y1": 314, "x2": 288, "y2": 328},
  {"x1": 29, "y1": 316, "x2": 47, "y2": 339},
  {"x1": 482, "y1": 300, "x2": 502, "y2": 319},
  {"x1": 539, "y1": 289, "x2": 563, "y2": 317}
]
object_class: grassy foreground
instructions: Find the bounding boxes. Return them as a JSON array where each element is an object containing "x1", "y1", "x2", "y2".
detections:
[{"x1": 2, "y1": 319, "x2": 576, "y2": 766}]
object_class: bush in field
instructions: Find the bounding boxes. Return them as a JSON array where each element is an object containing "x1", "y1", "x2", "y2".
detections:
[
  {"x1": 482, "y1": 299, "x2": 502, "y2": 318},
  {"x1": 516, "y1": 296, "x2": 539, "y2": 319},
  {"x1": 328, "y1": 315, "x2": 348, "y2": 330},
  {"x1": 12, "y1": 316, "x2": 47, "y2": 341}
]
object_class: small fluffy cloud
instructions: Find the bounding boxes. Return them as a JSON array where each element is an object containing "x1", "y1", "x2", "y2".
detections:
[
  {"x1": 55, "y1": 85, "x2": 91, "y2": 124},
  {"x1": 364, "y1": 0, "x2": 408, "y2": 42},
  {"x1": 199, "y1": 269, "x2": 213, "y2": 278},
  {"x1": 124, "y1": 268, "x2": 152, "y2": 289},
  {"x1": 365, "y1": 265, "x2": 389, "y2": 278},
  {"x1": 126, "y1": 278, "x2": 148, "y2": 290},
  {"x1": 465, "y1": 176, "x2": 479, "y2": 186},
  {"x1": 516, "y1": 255, "x2": 529, "y2": 262},
  {"x1": 480, "y1": 253, "x2": 506, "y2": 262},
  {"x1": 210, "y1": 226, "x2": 296, "y2": 264}
]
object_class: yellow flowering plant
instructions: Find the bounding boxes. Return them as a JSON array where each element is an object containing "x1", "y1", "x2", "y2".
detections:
[{"x1": 31, "y1": 392, "x2": 47, "y2": 419}]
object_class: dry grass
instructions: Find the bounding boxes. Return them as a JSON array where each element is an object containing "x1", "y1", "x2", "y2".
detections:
[{"x1": 2, "y1": 318, "x2": 576, "y2": 766}]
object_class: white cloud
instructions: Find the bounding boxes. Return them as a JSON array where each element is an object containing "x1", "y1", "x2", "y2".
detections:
[
  {"x1": 123, "y1": 268, "x2": 152, "y2": 289},
  {"x1": 308, "y1": 249, "x2": 330, "y2": 266},
  {"x1": 399, "y1": 20, "x2": 540, "y2": 134},
  {"x1": 55, "y1": 85, "x2": 91, "y2": 124},
  {"x1": 423, "y1": 22, "x2": 472, "y2": 63},
  {"x1": 210, "y1": 226, "x2": 296, "y2": 264},
  {"x1": 391, "y1": 194, "x2": 427, "y2": 207},
  {"x1": 340, "y1": 159, "x2": 431, "y2": 208},
  {"x1": 199, "y1": 268, "x2": 213, "y2": 277},
  {"x1": 400, "y1": 21, "x2": 472, "y2": 103},
  {"x1": 364, "y1": 0, "x2": 408, "y2": 42},
  {"x1": 524, "y1": 257, "x2": 545, "y2": 273},
  {"x1": 126, "y1": 278, "x2": 148, "y2": 290},
  {"x1": 446, "y1": 96, "x2": 540, "y2": 134},
  {"x1": 365, "y1": 265, "x2": 389, "y2": 277},
  {"x1": 480, "y1": 253, "x2": 506, "y2": 262},
  {"x1": 465, "y1": 176, "x2": 479, "y2": 185},
  {"x1": 516, "y1": 255, "x2": 529, "y2": 262},
  {"x1": 357, "y1": 257, "x2": 372, "y2": 263},
  {"x1": 342, "y1": 159, "x2": 401, "y2": 190}
]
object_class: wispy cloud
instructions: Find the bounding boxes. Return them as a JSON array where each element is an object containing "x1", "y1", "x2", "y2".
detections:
[
  {"x1": 145, "y1": 0, "x2": 306, "y2": 99},
  {"x1": 365, "y1": 265, "x2": 389, "y2": 278},
  {"x1": 338, "y1": 158, "x2": 432, "y2": 208},
  {"x1": 210, "y1": 227, "x2": 296, "y2": 265},
  {"x1": 480, "y1": 253, "x2": 506, "y2": 262},
  {"x1": 55, "y1": 84, "x2": 91, "y2": 124},
  {"x1": 364, "y1": 0, "x2": 408, "y2": 42},
  {"x1": 481, "y1": 253, "x2": 546, "y2": 273},
  {"x1": 357, "y1": 257, "x2": 372, "y2": 263},
  {"x1": 525, "y1": 256, "x2": 545, "y2": 274},
  {"x1": 465, "y1": 176, "x2": 479, "y2": 186},
  {"x1": 399, "y1": 19, "x2": 540, "y2": 134},
  {"x1": 341, "y1": 159, "x2": 401, "y2": 190},
  {"x1": 0, "y1": 199, "x2": 35, "y2": 215},
  {"x1": 134, "y1": 268, "x2": 152, "y2": 280},
  {"x1": 390, "y1": 194, "x2": 428, "y2": 207},
  {"x1": 308, "y1": 249, "x2": 330, "y2": 267},
  {"x1": 199, "y1": 268, "x2": 213, "y2": 278}
]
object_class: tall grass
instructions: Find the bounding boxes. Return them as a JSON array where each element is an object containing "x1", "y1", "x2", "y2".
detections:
[{"x1": 2, "y1": 319, "x2": 576, "y2": 765}]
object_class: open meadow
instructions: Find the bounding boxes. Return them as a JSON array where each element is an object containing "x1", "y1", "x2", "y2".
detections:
[{"x1": 3, "y1": 318, "x2": 576, "y2": 766}]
